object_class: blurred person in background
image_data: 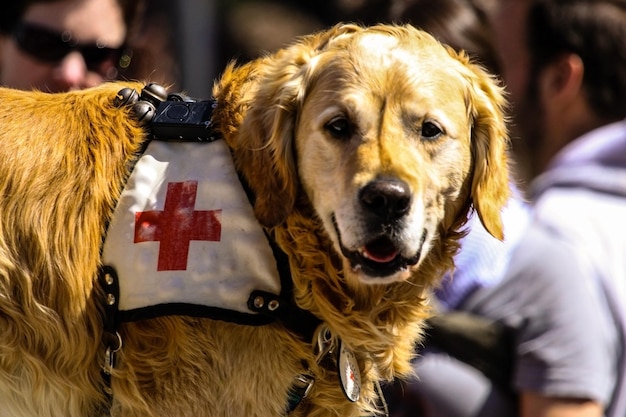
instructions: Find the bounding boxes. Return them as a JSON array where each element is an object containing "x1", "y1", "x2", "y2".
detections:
[
  {"x1": 389, "y1": 0, "x2": 626, "y2": 416},
  {"x1": 476, "y1": 2, "x2": 626, "y2": 414},
  {"x1": 0, "y1": 0, "x2": 179, "y2": 92}
]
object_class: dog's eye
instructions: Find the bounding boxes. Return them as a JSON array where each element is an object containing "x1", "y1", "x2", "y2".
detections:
[
  {"x1": 325, "y1": 117, "x2": 353, "y2": 139},
  {"x1": 421, "y1": 121, "x2": 443, "y2": 140}
]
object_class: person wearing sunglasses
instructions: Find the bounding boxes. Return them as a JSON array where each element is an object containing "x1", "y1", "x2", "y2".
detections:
[{"x1": 0, "y1": 0, "x2": 142, "y2": 92}]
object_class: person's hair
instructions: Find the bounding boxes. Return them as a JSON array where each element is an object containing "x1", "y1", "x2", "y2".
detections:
[
  {"x1": 0, "y1": 0, "x2": 143, "y2": 37},
  {"x1": 389, "y1": 0, "x2": 501, "y2": 75},
  {"x1": 527, "y1": 0, "x2": 626, "y2": 120}
]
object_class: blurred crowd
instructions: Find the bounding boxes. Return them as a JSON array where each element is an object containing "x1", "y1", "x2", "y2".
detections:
[{"x1": 1, "y1": 1, "x2": 626, "y2": 417}]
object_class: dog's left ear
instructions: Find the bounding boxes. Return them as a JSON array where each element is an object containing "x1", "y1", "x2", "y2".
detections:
[
  {"x1": 229, "y1": 61, "x2": 299, "y2": 228},
  {"x1": 236, "y1": 24, "x2": 362, "y2": 228},
  {"x1": 460, "y1": 55, "x2": 511, "y2": 240}
]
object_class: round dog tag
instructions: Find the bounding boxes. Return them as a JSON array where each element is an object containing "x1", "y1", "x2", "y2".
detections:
[{"x1": 337, "y1": 341, "x2": 361, "y2": 402}]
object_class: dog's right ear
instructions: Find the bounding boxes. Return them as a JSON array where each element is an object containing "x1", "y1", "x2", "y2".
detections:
[
  {"x1": 231, "y1": 24, "x2": 363, "y2": 228},
  {"x1": 459, "y1": 54, "x2": 511, "y2": 240}
]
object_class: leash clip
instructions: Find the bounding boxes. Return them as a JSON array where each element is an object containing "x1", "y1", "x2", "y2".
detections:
[
  {"x1": 315, "y1": 325, "x2": 335, "y2": 361},
  {"x1": 102, "y1": 332, "x2": 122, "y2": 394}
]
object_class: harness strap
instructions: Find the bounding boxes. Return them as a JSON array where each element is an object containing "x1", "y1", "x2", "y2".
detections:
[
  {"x1": 98, "y1": 265, "x2": 121, "y2": 397},
  {"x1": 247, "y1": 290, "x2": 321, "y2": 343}
]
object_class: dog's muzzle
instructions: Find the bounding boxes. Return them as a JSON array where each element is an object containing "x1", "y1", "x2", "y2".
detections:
[{"x1": 334, "y1": 177, "x2": 424, "y2": 278}]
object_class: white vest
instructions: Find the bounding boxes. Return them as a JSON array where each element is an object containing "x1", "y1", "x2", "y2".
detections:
[{"x1": 101, "y1": 139, "x2": 282, "y2": 323}]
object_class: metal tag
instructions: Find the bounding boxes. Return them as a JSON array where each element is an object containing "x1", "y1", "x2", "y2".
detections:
[{"x1": 337, "y1": 340, "x2": 361, "y2": 402}]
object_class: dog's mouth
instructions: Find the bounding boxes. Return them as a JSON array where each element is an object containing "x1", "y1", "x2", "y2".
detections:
[{"x1": 332, "y1": 215, "x2": 424, "y2": 278}]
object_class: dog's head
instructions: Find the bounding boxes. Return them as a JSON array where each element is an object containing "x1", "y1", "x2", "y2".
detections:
[{"x1": 231, "y1": 23, "x2": 510, "y2": 284}]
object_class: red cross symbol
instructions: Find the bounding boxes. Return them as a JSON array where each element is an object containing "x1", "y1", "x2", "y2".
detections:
[{"x1": 134, "y1": 180, "x2": 222, "y2": 271}]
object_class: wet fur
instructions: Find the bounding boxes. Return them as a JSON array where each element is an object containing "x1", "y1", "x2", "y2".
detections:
[{"x1": 0, "y1": 24, "x2": 509, "y2": 417}]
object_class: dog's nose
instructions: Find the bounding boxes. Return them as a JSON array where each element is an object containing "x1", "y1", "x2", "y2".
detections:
[{"x1": 360, "y1": 178, "x2": 411, "y2": 220}]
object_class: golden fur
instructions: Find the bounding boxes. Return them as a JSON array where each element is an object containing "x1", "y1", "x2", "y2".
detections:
[{"x1": 0, "y1": 24, "x2": 509, "y2": 417}]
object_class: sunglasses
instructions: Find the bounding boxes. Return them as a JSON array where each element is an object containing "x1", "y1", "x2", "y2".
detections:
[{"x1": 12, "y1": 22, "x2": 131, "y2": 78}]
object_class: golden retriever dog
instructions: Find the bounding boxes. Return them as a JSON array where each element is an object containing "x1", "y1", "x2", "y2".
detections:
[{"x1": 0, "y1": 23, "x2": 509, "y2": 417}]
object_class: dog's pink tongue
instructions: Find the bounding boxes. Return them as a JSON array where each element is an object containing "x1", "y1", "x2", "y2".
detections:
[
  {"x1": 363, "y1": 249, "x2": 398, "y2": 263},
  {"x1": 362, "y1": 240, "x2": 399, "y2": 263}
]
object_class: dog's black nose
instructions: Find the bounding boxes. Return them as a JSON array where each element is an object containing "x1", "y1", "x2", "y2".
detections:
[{"x1": 360, "y1": 178, "x2": 411, "y2": 220}]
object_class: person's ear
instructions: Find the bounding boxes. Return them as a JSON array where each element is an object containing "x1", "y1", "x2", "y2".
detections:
[{"x1": 540, "y1": 53, "x2": 584, "y2": 104}]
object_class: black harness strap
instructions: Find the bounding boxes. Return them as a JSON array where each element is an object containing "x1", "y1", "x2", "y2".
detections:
[
  {"x1": 98, "y1": 265, "x2": 121, "y2": 399},
  {"x1": 246, "y1": 236, "x2": 321, "y2": 344}
]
